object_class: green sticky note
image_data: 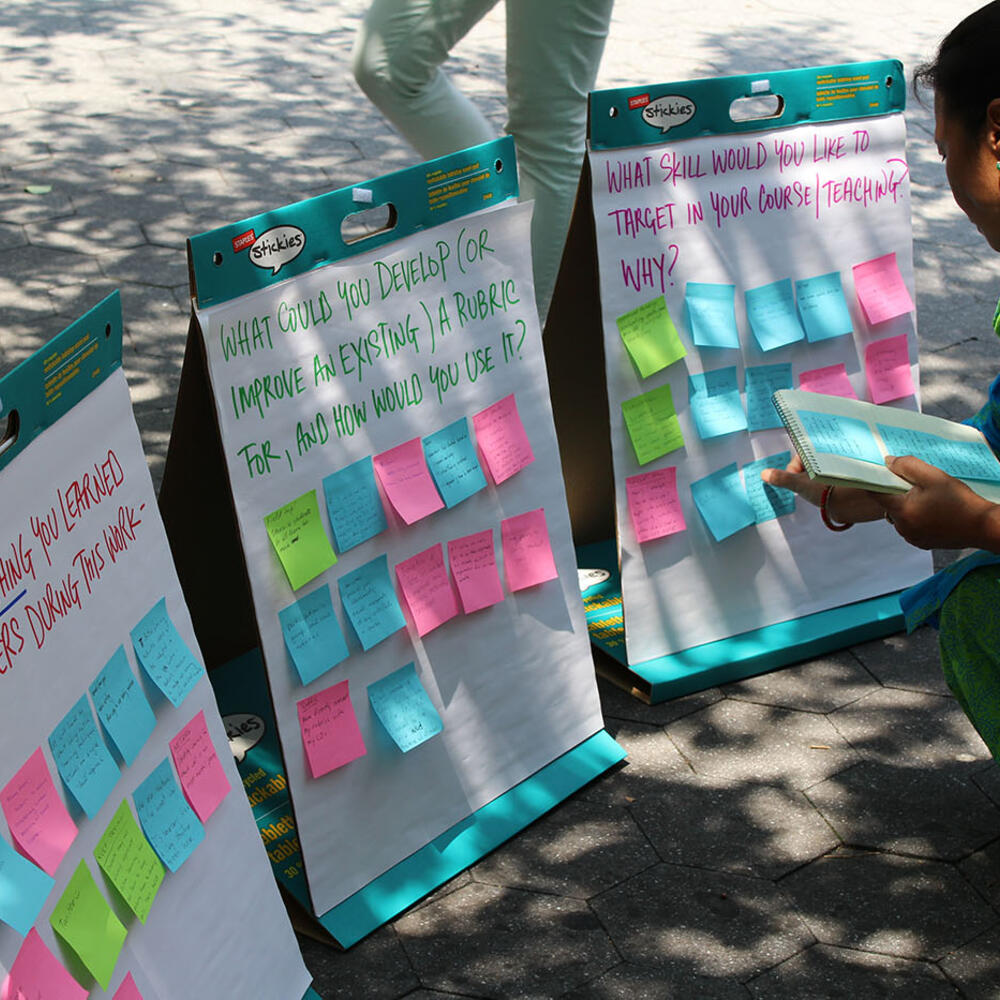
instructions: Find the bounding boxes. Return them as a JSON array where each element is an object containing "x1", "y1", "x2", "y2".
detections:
[
  {"x1": 264, "y1": 489, "x2": 338, "y2": 591},
  {"x1": 616, "y1": 297, "x2": 686, "y2": 377},
  {"x1": 50, "y1": 858, "x2": 127, "y2": 991},
  {"x1": 94, "y1": 799, "x2": 165, "y2": 924},
  {"x1": 621, "y1": 384, "x2": 685, "y2": 465}
]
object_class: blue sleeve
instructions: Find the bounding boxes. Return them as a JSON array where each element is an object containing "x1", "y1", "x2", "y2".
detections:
[{"x1": 964, "y1": 372, "x2": 1000, "y2": 456}]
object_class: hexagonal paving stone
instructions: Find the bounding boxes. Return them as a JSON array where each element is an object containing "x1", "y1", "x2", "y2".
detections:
[
  {"x1": 851, "y1": 627, "x2": 951, "y2": 696},
  {"x1": 98, "y1": 244, "x2": 190, "y2": 288},
  {"x1": 939, "y1": 924, "x2": 1000, "y2": 1000},
  {"x1": 560, "y1": 962, "x2": 751, "y2": 999},
  {"x1": 298, "y1": 926, "x2": 419, "y2": 1000},
  {"x1": 958, "y1": 839, "x2": 1000, "y2": 911},
  {"x1": 596, "y1": 674, "x2": 724, "y2": 727}
]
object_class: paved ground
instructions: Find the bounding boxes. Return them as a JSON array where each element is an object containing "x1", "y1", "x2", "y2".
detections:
[{"x1": 3, "y1": 0, "x2": 1000, "y2": 996}]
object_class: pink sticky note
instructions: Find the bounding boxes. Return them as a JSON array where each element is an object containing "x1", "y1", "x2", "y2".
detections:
[
  {"x1": 472, "y1": 395, "x2": 535, "y2": 484},
  {"x1": 114, "y1": 972, "x2": 144, "y2": 1000},
  {"x1": 798, "y1": 363, "x2": 858, "y2": 399},
  {"x1": 373, "y1": 438, "x2": 445, "y2": 525},
  {"x1": 169, "y1": 710, "x2": 231, "y2": 823},
  {"x1": 626, "y1": 467, "x2": 687, "y2": 543},
  {"x1": 501, "y1": 509, "x2": 558, "y2": 592},
  {"x1": 865, "y1": 334, "x2": 915, "y2": 404},
  {"x1": 0, "y1": 748, "x2": 77, "y2": 877},
  {"x1": 395, "y1": 544, "x2": 460, "y2": 637},
  {"x1": 852, "y1": 252, "x2": 914, "y2": 325},
  {"x1": 1, "y1": 927, "x2": 88, "y2": 1000},
  {"x1": 448, "y1": 530, "x2": 505, "y2": 614},
  {"x1": 297, "y1": 681, "x2": 366, "y2": 779}
]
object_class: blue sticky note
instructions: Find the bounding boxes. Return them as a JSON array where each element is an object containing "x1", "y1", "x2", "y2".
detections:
[
  {"x1": 90, "y1": 647, "x2": 156, "y2": 767},
  {"x1": 279, "y1": 584, "x2": 350, "y2": 686},
  {"x1": 875, "y1": 424, "x2": 1000, "y2": 482},
  {"x1": 745, "y1": 364, "x2": 794, "y2": 431},
  {"x1": 796, "y1": 272, "x2": 853, "y2": 342},
  {"x1": 742, "y1": 452, "x2": 796, "y2": 522},
  {"x1": 323, "y1": 457, "x2": 388, "y2": 553},
  {"x1": 688, "y1": 367, "x2": 747, "y2": 439},
  {"x1": 745, "y1": 279, "x2": 805, "y2": 351},
  {"x1": 685, "y1": 282, "x2": 740, "y2": 348},
  {"x1": 0, "y1": 835, "x2": 54, "y2": 935},
  {"x1": 134, "y1": 759, "x2": 204, "y2": 873},
  {"x1": 690, "y1": 463, "x2": 757, "y2": 541},
  {"x1": 130, "y1": 598, "x2": 203, "y2": 708},
  {"x1": 338, "y1": 554, "x2": 406, "y2": 652},
  {"x1": 367, "y1": 662, "x2": 443, "y2": 753},
  {"x1": 799, "y1": 410, "x2": 883, "y2": 464},
  {"x1": 423, "y1": 418, "x2": 487, "y2": 508},
  {"x1": 48, "y1": 695, "x2": 120, "y2": 820}
]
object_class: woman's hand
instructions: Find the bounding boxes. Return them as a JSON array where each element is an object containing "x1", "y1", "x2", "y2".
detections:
[{"x1": 760, "y1": 455, "x2": 885, "y2": 523}]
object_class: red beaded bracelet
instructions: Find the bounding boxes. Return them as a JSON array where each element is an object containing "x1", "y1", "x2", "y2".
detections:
[{"x1": 820, "y1": 485, "x2": 853, "y2": 532}]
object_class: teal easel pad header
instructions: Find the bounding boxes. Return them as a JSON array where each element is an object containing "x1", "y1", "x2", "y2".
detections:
[
  {"x1": 589, "y1": 60, "x2": 905, "y2": 150},
  {"x1": 0, "y1": 291, "x2": 123, "y2": 475},
  {"x1": 188, "y1": 137, "x2": 519, "y2": 309}
]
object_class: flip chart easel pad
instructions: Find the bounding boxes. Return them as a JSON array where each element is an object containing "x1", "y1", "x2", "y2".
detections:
[
  {"x1": 589, "y1": 111, "x2": 930, "y2": 664},
  {"x1": 0, "y1": 368, "x2": 308, "y2": 998},
  {"x1": 194, "y1": 200, "x2": 603, "y2": 915}
]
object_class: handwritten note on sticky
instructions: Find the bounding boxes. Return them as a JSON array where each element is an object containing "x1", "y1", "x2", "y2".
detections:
[
  {"x1": 114, "y1": 973, "x2": 144, "y2": 1000},
  {"x1": 798, "y1": 362, "x2": 858, "y2": 399},
  {"x1": 133, "y1": 759, "x2": 204, "y2": 873},
  {"x1": 688, "y1": 367, "x2": 747, "y2": 439},
  {"x1": 865, "y1": 333, "x2": 915, "y2": 403},
  {"x1": 853, "y1": 252, "x2": 914, "y2": 325},
  {"x1": 264, "y1": 489, "x2": 338, "y2": 590},
  {"x1": 279, "y1": 584, "x2": 349, "y2": 686},
  {"x1": 49, "y1": 694, "x2": 120, "y2": 820},
  {"x1": 685, "y1": 282, "x2": 739, "y2": 349},
  {"x1": 796, "y1": 271, "x2": 853, "y2": 341},
  {"x1": 90, "y1": 647, "x2": 156, "y2": 768},
  {"x1": 50, "y1": 858, "x2": 127, "y2": 991},
  {"x1": 798, "y1": 410, "x2": 884, "y2": 464},
  {"x1": 0, "y1": 834, "x2": 54, "y2": 935},
  {"x1": 690, "y1": 463, "x2": 757, "y2": 542},
  {"x1": 337, "y1": 553, "x2": 406, "y2": 651},
  {"x1": 745, "y1": 279, "x2": 805, "y2": 351},
  {"x1": 368, "y1": 663, "x2": 443, "y2": 753},
  {"x1": 745, "y1": 363, "x2": 793, "y2": 431},
  {"x1": 169, "y1": 711, "x2": 230, "y2": 823},
  {"x1": 94, "y1": 799, "x2": 164, "y2": 924},
  {"x1": 626, "y1": 467, "x2": 686, "y2": 543},
  {"x1": 373, "y1": 437, "x2": 445, "y2": 524},
  {"x1": 296, "y1": 680, "x2": 366, "y2": 778},
  {"x1": 875, "y1": 424, "x2": 1000, "y2": 482},
  {"x1": 323, "y1": 456, "x2": 387, "y2": 553},
  {"x1": 616, "y1": 296, "x2": 686, "y2": 376},
  {"x1": 501, "y1": 509, "x2": 558, "y2": 592},
  {"x1": 423, "y1": 417, "x2": 488, "y2": 508},
  {"x1": 4, "y1": 927, "x2": 88, "y2": 1000},
  {"x1": 130, "y1": 597, "x2": 203, "y2": 708},
  {"x1": 1, "y1": 748, "x2": 76, "y2": 877},
  {"x1": 621, "y1": 384, "x2": 684, "y2": 465},
  {"x1": 395, "y1": 544, "x2": 459, "y2": 637},
  {"x1": 447, "y1": 530, "x2": 504, "y2": 614},
  {"x1": 742, "y1": 452, "x2": 796, "y2": 522},
  {"x1": 472, "y1": 394, "x2": 535, "y2": 484}
]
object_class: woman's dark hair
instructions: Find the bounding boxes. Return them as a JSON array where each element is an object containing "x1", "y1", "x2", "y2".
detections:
[{"x1": 914, "y1": 1, "x2": 1000, "y2": 135}]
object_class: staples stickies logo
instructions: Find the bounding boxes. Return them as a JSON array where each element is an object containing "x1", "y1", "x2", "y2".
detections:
[
  {"x1": 628, "y1": 93, "x2": 650, "y2": 110},
  {"x1": 249, "y1": 225, "x2": 306, "y2": 275},
  {"x1": 641, "y1": 95, "x2": 696, "y2": 134},
  {"x1": 232, "y1": 229, "x2": 256, "y2": 254}
]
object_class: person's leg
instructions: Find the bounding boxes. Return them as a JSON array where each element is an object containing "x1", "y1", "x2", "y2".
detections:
[{"x1": 352, "y1": 0, "x2": 500, "y2": 159}]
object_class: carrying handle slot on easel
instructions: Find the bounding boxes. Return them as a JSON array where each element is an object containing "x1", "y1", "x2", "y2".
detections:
[
  {"x1": 729, "y1": 89, "x2": 784, "y2": 124},
  {"x1": 341, "y1": 200, "x2": 398, "y2": 246},
  {"x1": 0, "y1": 409, "x2": 20, "y2": 460}
]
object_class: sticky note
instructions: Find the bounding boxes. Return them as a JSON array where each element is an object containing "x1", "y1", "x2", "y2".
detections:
[
  {"x1": 279, "y1": 584, "x2": 349, "y2": 686},
  {"x1": 685, "y1": 282, "x2": 740, "y2": 348},
  {"x1": 0, "y1": 835, "x2": 54, "y2": 935},
  {"x1": 130, "y1": 598, "x2": 203, "y2": 708},
  {"x1": 798, "y1": 410, "x2": 884, "y2": 464},
  {"x1": 93, "y1": 800, "x2": 164, "y2": 924},
  {"x1": 742, "y1": 452, "x2": 796, "y2": 522},
  {"x1": 865, "y1": 334, "x2": 915, "y2": 403},
  {"x1": 853, "y1": 252, "x2": 914, "y2": 325},
  {"x1": 745, "y1": 363, "x2": 793, "y2": 431},
  {"x1": 447, "y1": 530, "x2": 504, "y2": 614},
  {"x1": 745, "y1": 279, "x2": 805, "y2": 351},
  {"x1": 690, "y1": 463, "x2": 757, "y2": 542},
  {"x1": 472, "y1": 394, "x2": 535, "y2": 484},
  {"x1": 133, "y1": 759, "x2": 204, "y2": 873},
  {"x1": 875, "y1": 424, "x2": 1000, "y2": 482},
  {"x1": 626, "y1": 467, "x2": 687, "y2": 543},
  {"x1": 322, "y1": 456, "x2": 387, "y2": 552},
  {"x1": 368, "y1": 663, "x2": 443, "y2": 752},
  {"x1": 621, "y1": 384, "x2": 685, "y2": 465},
  {"x1": 296, "y1": 680, "x2": 366, "y2": 778},
  {"x1": 0, "y1": 748, "x2": 76, "y2": 877},
  {"x1": 50, "y1": 859, "x2": 127, "y2": 991},
  {"x1": 89, "y1": 647, "x2": 156, "y2": 767},
  {"x1": 3, "y1": 927, "x2": 88, "y2": 1000},
  {"x1": 688, "y1": 367, "x2": 747, "y2": 439},
  {"x1": 796, "y1": 272, "x2": 853, "y2": 341},
  {"x1": 373, "y1": 437, "x2": 445, "y2": 524},
  {"x1": 337, "y1": 554, "x2": 406, "y2": 651},
  {"x1": 264, "y1": 489, "x2": 338, "y2": 590},
  {"x1": 48, "y1": 694, "x2": 120, "y2": 820},
  {"x1": 501, "y1": 509, "x2": 558, "y2": 592},
  {"x1": 394, "y1": 544, "x2": 459, "y2": 637},
  {"x1": 169, "y1": 711, "x2": 230, "y2": 823},
  {"x1": 616, "y1": 296, "x2": 686, "y2": 376},
  {"x1": 423, "y1": 417, "x2": 488, "y2": 508},
  {"x1": 798, "y1": 362, "x2": 857, "y2": 399},
  {"x1": 114, "y1": 973, "x2": 144, "y2": 1000}
]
